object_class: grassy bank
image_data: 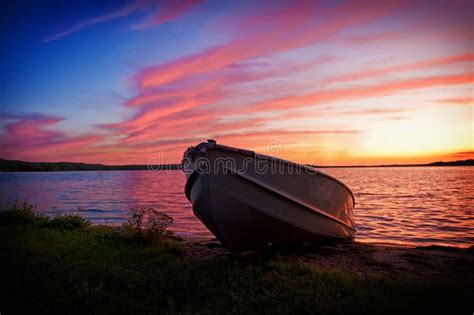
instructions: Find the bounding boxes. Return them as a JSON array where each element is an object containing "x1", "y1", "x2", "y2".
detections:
[{"x1": 1, "y1": 205, "x2": 472, "y2": 314}]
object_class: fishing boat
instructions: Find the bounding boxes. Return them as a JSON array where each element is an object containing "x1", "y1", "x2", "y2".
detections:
[{"x1": 182, "y1": 140, "x2": 355, "y2": 251}]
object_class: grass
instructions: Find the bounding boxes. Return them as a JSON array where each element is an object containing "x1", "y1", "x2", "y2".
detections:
[{"x1": 1, "y1": 202, "x2": 472, "y2": 314}]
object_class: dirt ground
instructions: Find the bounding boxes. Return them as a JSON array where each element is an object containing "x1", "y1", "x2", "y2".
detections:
[{"x1": 181, "y1": 238, "x2": 474, "y2": 281}]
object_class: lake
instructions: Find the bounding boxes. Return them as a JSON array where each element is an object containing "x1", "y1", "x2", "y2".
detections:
[{"x1": 1, "y1": 167, "x2": 473, "y2": 247}]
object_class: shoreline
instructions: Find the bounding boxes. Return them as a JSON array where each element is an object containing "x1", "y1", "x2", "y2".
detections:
[
  {"x1": 180, "y1": 237, "x2": 474, "y2": 280},
  {"x1": 1, "y1": 157, "x2": 473, "y2": 172},
  {"x1": 178, "y1": 233, "x2": 473, "y2": 250}
]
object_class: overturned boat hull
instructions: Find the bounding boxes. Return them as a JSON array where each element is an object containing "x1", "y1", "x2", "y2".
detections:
[{"x1": 182, "y1": 141, "x2": 355, "y2": 251}]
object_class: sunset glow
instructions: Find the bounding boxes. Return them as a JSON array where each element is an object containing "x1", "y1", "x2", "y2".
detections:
[{"x1": 1, "y1": 0, "x2": 473, "y2": 165}]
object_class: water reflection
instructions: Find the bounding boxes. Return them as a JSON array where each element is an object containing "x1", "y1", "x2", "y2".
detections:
[{"x1": 323, "y1": 167, "x2": 474, "y2": 247}]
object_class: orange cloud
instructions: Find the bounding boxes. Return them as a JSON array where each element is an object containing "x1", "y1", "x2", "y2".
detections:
[
  {"x1": 438, "y1": 97, "x2": 473, "y2": 105},
  {"x1": 446, "y1": 151, "x2": 474, "y2": 159}
]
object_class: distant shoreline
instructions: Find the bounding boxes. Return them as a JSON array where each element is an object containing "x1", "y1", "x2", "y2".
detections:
[
  {"x1": 309, "y1": 159, "x2": 474, "y2": 168},
  {"x1": 1, "y1": 157, "x2": 473, "y2": 172}
]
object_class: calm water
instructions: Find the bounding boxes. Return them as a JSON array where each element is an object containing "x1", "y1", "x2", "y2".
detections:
[{"x1": 1, "y1": 167, "x2": 473, "y2": 247}]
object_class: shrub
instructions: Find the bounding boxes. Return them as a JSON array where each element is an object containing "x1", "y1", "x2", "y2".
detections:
[
  {"x1": 0, "y1": 199, "x2": 41, "y2": 224},
  {"x1": 121, "y1": 207, "x2": 174, "y2": 246},
  {"x1": 48, "y1": 214, "x2": 91, "y2": 230}
]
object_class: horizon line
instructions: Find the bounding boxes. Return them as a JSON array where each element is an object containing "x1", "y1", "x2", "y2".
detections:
[{"x1": 1, "y1": 157, "x2": 473, "y2": 170}]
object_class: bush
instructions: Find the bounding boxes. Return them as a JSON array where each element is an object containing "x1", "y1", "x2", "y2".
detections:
[
  {"x1": 0, "y1": 200, "x2": 93, "y2": 231},
  {"x1": 48, "y1": 214, "x2": 91, "y2": 230},
  {"x1": 121, "y1": 207, "x2": 174, "y2": 246},
  {"x1": 0, "y1": 199, "x2": 41, "y2": 224}
]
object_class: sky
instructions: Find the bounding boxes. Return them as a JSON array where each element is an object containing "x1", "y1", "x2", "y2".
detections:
[{"x1": 0, "y1": 0, "x2": 473, "y2": 166}]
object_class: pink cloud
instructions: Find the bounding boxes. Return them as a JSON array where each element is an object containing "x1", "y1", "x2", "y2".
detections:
[
  {"x1": 139, "y1": 1, "x2": 400, "y2": 89},
  {"x1": 0, "y1": 114, "x2": 103, "y2": 162},
  {"x1": 3, "y1": 115, "x2": 64, "y2": 141},
  {"x1": 251, "y1": 73, "x2": 474, "y2": 112},
  {"x1": 105, "y1": 55, "x2": 336, "y2": 141},
  {"x1": 327, "y1": 53, "x2": 474, "y2": 83}
]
